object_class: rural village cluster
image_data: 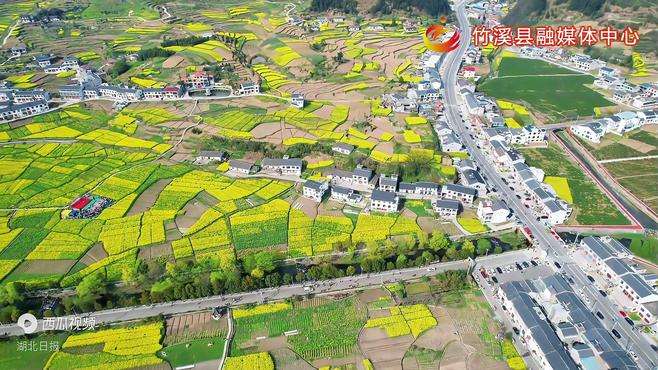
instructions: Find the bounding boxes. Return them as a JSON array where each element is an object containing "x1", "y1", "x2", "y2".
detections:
[{"x1": 0, "y1": 0, "x2": 657, "y2": 370}]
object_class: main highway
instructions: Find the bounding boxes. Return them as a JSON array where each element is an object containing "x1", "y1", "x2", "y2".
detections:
[
  {"x1": 441, "y1": 1, "x2": 656, "y2": 368},
  {"x1": 0, "y1": 251, "x2": 528, "y2": 338}
]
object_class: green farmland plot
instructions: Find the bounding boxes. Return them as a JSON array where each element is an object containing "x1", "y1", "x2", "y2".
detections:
[
  {"x1": 496, "y1": 57, "x2": 578, "y2": 77},
  {"x1": 521, "y1": 144, "x2": 629, "y2": 225},
  {"x1": 479, "y1": 57, "x2": 613, "y2": 120},
  {"x1": 81, "y1": 0, "x2": 159, "y2": 20},
  {"x1": 605, "y1": 158, "x2": 658, "y2": 214},
  {"x1": 231, "y1": 298, "x2": 367, "y2": 360},
  {"x1": 159, "y1": 337, "x2": 226, "y2": 368}
]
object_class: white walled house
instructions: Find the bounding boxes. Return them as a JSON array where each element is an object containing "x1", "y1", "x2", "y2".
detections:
[
  {"x1": 570, "y1": 121, "x2": 606, "y2": 143},
  {"x1": 370, "y1": 189, "x2": 399, "y2": 213},
  {"x1": 291, "y1": 93, "x2": 305, "y2": 108},
  {"x1": 330, "y1": 185, "x2": 363, "y2": 206},
  {"x1": 303, "y1": 180, "x2": 329, "y2": 202},
  {"x1": 332, "y1": 142, "x2": 354, "y2": 155},
  {"x1": 196, "y1": 150, "x2": 227, "y2": 164},
  {"x1": 441, "y1": 184, "x2": 476, "y2": 205},
  {"x1": 261, "y1": 158, "x2": 303, "y2": 176},
  {"x1": 0, "y1": 100, "x2": 49, "y2": 121},
  {"x1": 228, "y1": 160, "x2": 256, "y2": 174},
  {"x1": 378, "y1": 174, "x2": 399, "y2": 192},
  {"x1": 477, "y1": 200, "x2": 510, "y2": 225},
  {"x1": 439, "y1": 133, "x2": 464, "y2": 152},
  {"x1": 432, "y1": 199, "x2": 460, "y2": 218}
]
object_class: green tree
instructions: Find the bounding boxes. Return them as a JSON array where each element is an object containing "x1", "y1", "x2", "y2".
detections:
[
  {"x1": 461, "y1": 239, "x2": 475, "y2": 257},
  {"x1": 254, "y1": 251, "x2": 278, "y2": 272},
  {"x1": 76, "y1": 272, "x2": 107, "y2": 298},
  {"x1": 0, "y1": 282, "x2": 24, "y2": 305},
  {"x1": 445, "y1": 246, "x2": 459, "y2": 260},
  {"x1": 476, "y1": 238, "x2": 492, "y2": 256},
  {"x1": 396, "y1": 254, "x2": 408, "y2": 268},
  {"x1": 429, "y1": 232, "x2": 450, "y2": 251}
]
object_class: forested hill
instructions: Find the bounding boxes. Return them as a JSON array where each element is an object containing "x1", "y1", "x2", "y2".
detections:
[
  {"x1": 503, "y1": 0, "x2": 655, "y2": 26},
  {"x1": 309, "y1": 0, "x2": 358, "y2": 13},
  {"x1": 369, "y1": 0, "x2": 451, "y2": 16},
  {"x1": 309, "y1": 0, "x2": 452, "y2": 16}
]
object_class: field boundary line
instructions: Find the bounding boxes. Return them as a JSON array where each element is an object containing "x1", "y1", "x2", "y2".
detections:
[{"x1": 598, "y1": 155, "x2": 658, "y2": 164}]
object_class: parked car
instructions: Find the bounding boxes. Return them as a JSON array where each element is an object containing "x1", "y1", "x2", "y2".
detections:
[
  {"x1": 611, "y1": 329, "x2": 621, "y2": 339},
  {"x1": 625, "y1": 317, "x2": 634, "y2": 326},
  {"x1": 530, "y1": 260, "x2": 538, "y2": 267},
  {"x1": 554, "y1": 261, "x2": 562, "y2": 269},
  {"x1": 596, "y1": 311, "x2": 604, "y2": 320},
  {"x1": 492, "y1": 276, "x2": 499, "y2": 283},
  {"x1": 496, "y1": 267, "x2": 503, "y2": 274},
  {"x1": 598, "y1": 289, "x2": 607, "y2": 297},
  {"x1": 587, "y1": 275, "x2": 595, "y2": 282}
]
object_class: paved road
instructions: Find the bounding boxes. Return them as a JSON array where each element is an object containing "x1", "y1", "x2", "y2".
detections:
[
  {"x1": 0, "y1": 251, "x2": 528, "y2": 338},
  {"x1": 440, "y1": 2, "x2": 657, "y2": 369}
]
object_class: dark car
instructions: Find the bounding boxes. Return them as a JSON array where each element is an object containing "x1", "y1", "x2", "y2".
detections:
[
  {"x1": 513, "y1": 327, "x2": 520, "y2": 335},
  {"x1": 522, "y1": 261, "x2": 529, "y2": 268},
  {"x1": 596, "y1": 311, "x2": 604, "y2": 320},
  {"x1": 492, "y1": 276, "x2": 499, "y2": 283},
  {"x1": 599, "y1": 289, "x2": 607, "y2": 297},
  {"x1": 566, "y1": 276, "x2": 575, "y2": 284},
  {"x1": 496, "y1": 267, "x2": 503, "y2": 274},
  {"x1": 587, "y1": 275, "x2": 595, "y2": 282},
  {"x1": 611, "y1": 329, "x2": 621, "y2": 339},
  {"x1": 625, "y1": 317, "x2": 634, "y2": 326},
  {"x1": 554, "y1": 261, "x2": 562, "y2": 269},
  {"x1": 515, "y1": 263, "x2": 522, "y2": 270},
  {"x1": 530, "y1": 260, "x2": 538, "y2": 267}
]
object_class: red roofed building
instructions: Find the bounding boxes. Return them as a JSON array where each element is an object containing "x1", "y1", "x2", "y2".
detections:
[
  {"x1": 184, "y1": 71, "x2": 214, "y2": 89},
  {"x1": 71, "y1": 196, "x2": 91, "y2": 211},
  {"x1": 462, "y1": 66, "x2": 476, "y2": 78},
  {"x1": 163, "y1": 86, "x2": 182, "y2": 99}
]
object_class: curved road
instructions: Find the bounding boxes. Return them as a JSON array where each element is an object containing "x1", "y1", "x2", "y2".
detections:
[{"x1": 441, "y1": 2, "x2": 656, "y2": 369}]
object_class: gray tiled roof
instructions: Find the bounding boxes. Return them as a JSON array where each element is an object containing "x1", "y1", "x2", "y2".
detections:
[
  {"x1": 620, "y1": 273, "x2": 655, "y2": 298},
  {"x1": 399, "y1": 182, "x2": 415, "y2": 192},
  {"x1": 304, "y1": 179, "x2": 327, "y2": 192},
  {"x1": 228, "y1": 159, "x2": 254, "y2": 170},
  {"x1": 371, "y1": 189, "x2": 397, "y2": 202},
  {"x1": 604, "y1": 258, "x2": 633, "y2": 276},
  {"x1": 379, "y1": 174, "x2": 398, "y2": 187},
  {"x1": 433, "y1": 199, "x2": 459, "y2": 210},
  {"x1": 415, "y1": 181, "x2": 439, "y2": 190},
  {"x1": 353, "y1": 167, "x2": 373, "y2": 179},
  {"x1": 261, "y1": 158, "x2": 302, "y2": 168},
  {"x1": 461, "y1": 169, "x2": 484, "y2": 185},
  {"x1": 582, "y1": 236, "x2": 613, "y2": 260},
  {"x1": 443, "y1": 183, "x2": 476, "y2": 196},
  {"x1": 332, "y1": 142, "x2": 354, "y2": 152},
  {"x1": 331, "y1": 185, "x2": 352, "y2": 195}
]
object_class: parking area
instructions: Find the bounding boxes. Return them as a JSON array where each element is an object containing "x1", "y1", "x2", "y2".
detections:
[{"x1": 475, "y1": 249, "x2": 556, "y2": 286}]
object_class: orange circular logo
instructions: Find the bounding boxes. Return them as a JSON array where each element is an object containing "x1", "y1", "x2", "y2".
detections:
[{"x1": 424, "y1": 24, "x2": 460, "y2": 53}]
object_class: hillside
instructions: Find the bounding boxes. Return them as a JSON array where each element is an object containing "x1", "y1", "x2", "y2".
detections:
[
  {"x1": 309, "y1": 0, "x2": 451, "y2": 16},
  {"x1": 504, "y1": 0, "x2": 658, "y2": 27}
]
